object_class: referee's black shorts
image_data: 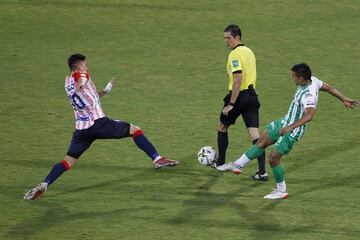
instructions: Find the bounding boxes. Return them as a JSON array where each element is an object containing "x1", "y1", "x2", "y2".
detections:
[
  {"x1": 220, "y1": 86, "x2": 260, "y2": 127},
  {"x1": 66, "y1": 117, "x2": 130, "y2": 159}
]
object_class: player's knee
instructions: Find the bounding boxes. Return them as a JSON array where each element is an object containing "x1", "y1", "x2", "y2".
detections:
[
  {"x1": 269, "y1": 161, "x2": 279, "y2": 168},
  {"x1": 129, "y1": 124, "x2": 141, "y2": 134},
  {"x1": 63, "y1": 155, "x2": 78, "y2": 169},
  {"x1": 218, "y1": 123, "x2": 228, "y2": 132},
  {"x1": 268, "y1": 151, "x2": 280, "y2": 167},
  {"x1": 256, "y1": 139, "x2": 267, "y2": 148},
  {"x1": 256, "y1": 130, "x2": 272, "y2": 148}
]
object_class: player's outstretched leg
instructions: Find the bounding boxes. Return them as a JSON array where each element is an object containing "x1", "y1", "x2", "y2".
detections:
[
  {"x1": 130, "y1": 125, "x2": 180, "y2": 169},
  {"x1": 216, "y1": 140, "x2": 265, "y2": 174},
  {"x1": 216, "y1": 142, "x2": 265, "y2": 174},
  {"x1": 225, "y1": 130, "x2": 274, "y2": 176},
  {"x1": 24, "y1": 158, "x2": 73, "y2": 200}
]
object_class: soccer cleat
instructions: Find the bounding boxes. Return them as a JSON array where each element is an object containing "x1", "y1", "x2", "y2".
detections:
[
  {"x1": 24, "y1": 182, "x2": 48, "y2": 201},
  {"x1": 263, "y1": 189, "x2": 289, "y2": 200},
  {"x1": 251, "y1": 171, "x2": 269, "y2": 182},
  {"x1": 215, "y1": 162, "x2": 241, "y2": 175},
  {"x1": 153, "y1": 157, "x2": 180, "y2": 169}
]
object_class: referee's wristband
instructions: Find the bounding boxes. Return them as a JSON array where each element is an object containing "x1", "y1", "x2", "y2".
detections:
[{"x1": 229, "y1": 102, "x2": 235, "y2": 106}]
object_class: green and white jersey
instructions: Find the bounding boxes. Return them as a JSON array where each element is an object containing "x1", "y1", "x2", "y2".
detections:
[{"x1": 281, "y1": 76, "x2": 323, "y2": 140}]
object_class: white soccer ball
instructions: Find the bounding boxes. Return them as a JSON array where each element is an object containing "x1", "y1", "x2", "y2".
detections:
[{"x1": 197, "y1": 146, "x2": 217, "y2": 166}]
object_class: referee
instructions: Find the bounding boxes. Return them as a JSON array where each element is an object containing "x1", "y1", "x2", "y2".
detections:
[{"x1": 215, "y1": 24, "x2": 267, "y2": 181}]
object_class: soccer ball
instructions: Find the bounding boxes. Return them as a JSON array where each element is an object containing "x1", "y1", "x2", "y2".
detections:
[{"x1": 197, "y1": 146, "x2": 217, "y2": 166}]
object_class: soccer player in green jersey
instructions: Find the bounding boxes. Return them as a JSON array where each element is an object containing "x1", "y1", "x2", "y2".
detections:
[{"x1": 218, "y1": 63, "x2": 359, "y2": 199}]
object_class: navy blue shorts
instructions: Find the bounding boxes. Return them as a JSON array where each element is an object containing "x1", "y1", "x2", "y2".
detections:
[{"x1": 66, "y1": 117, "x2": 130, "y2": 159}]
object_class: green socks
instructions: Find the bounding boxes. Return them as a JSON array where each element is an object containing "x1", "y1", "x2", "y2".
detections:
[
  {"x1": 245, "y1": 144, "x2": 265, "y2": 160},
  {"x1": 272, "y1": 164, "x2": 285, "y2": 183}
]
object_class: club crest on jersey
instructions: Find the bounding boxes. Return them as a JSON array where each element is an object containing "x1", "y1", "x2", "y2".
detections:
[{"x1": 232, "y1": 60, "x2": 239, "y2": 68}]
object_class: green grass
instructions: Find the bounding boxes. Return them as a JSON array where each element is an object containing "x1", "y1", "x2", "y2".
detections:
[{"x1": 0, "y1": 0, "x2": 359, "y2": 239}]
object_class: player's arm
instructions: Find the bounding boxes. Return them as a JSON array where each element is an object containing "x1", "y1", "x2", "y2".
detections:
[
  {"x1": 320, "y1": 82, "x2": 359, "y2": 109},
  {"x1": 72, "y1": 71, "x2": 89, "y2": 90},
  {"x1": 222, "y1": 72, "x2": 242, "y2": 115},
  {"x1": 98, "y1": 77, "x2": 116, "y2": 98},
  {"x1": 280, "y1": 107, "x2": 315, "y2": 136},
  {"x1": 223, "y1": 52, "x2": 243, "y2": 116},
  {"x1": 230, "y1": 72, "x2": 242, "y2": 103}
]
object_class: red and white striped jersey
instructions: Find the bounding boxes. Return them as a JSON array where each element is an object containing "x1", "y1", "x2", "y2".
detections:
[{"x1": 65, "y1": 71, "x2": 105, "y2": 130}]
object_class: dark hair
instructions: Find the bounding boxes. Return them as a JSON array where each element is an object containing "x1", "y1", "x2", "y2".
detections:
[
  {"x1": 291, "y1": 63, "x2": 312, "y2": 80},
  {"x1": 68, "y1": 53, "x2": 86, "y2": 71},
  {"x1": 224, "y1": 24, "x2": 242, "y2": 39}
]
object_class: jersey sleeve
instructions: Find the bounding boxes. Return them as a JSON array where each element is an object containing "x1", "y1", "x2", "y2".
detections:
[
  {"x1": 72, "y1": 71, "x2": 89, "y2": 87},
  {"x1": 228, "y1": 51, "x2": 243, "y2": 73},
  {"x1": 72, "y1": 71, "x2": 89, "y2": 81},
  {"x1": 311, "y1": 76, "x2": 323, "y2": 90},
  {"x1": 301, "y1": 92, "x2": 317, "y2": 109}
]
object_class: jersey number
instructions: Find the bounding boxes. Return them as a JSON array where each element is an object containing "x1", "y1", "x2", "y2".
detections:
[
  {"x1": 66, "y1": 83, "x2": 75, "y2": 92},
  {"x1": 70, "y1": 94, "x2": 86, "y2": 110}
]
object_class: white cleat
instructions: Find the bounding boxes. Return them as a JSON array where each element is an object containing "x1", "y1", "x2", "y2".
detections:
[
  {"x1": 215, "y1": 162, "x2": 241, "y2": 175},
  {"x1": 264, "y1": 189, "x2": 289, "y2": 200},
  {"x1": 24, "y1": 182, "x2": 48, "y2": 201}
]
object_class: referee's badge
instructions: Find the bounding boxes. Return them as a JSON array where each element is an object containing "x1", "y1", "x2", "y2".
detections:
[{"x1": 232, "y1": 60, "x2": 239, "y2": 68}]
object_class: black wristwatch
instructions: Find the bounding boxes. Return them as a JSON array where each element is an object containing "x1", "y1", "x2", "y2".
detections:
[{"x1": 229, "y1": 102, "x2": 235, "y2": 106}]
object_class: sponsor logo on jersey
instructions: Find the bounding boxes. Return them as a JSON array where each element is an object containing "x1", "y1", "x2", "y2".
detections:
[
  {"x1": 76, "y1": 116, "x2": 90, "y2": 121},
  {"x1": 305, "y1": 93, "x2": 315, "y2": 106}
]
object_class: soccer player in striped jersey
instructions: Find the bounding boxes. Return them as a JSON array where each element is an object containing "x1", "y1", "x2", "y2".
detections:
[
  {"x1": 218, "y1": 63, "x2": 358, "y2": 199},
  {"x1": 24, "y1": 53, "x2": 180, "y2": 201}
]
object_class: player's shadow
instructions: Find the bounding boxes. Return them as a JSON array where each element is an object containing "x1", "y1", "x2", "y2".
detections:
[
  {"x1": 10, "y1": 157, "x2": 208, "y2": 179},
  {"x1": 291, "y1": 172, "x2": 360, "y2": 199},
  {"x1": 7, "y1": 154, "x2": 205, "y2": 240},
  {"x1": 49, "y1": 173, "x2": 154, "y2": 199},
  {"x1": 165, "y1": 174, "x2": 298, "y2": 240},
  {"x1": 6, "y1": 201, "x2": 157, "y2": 240},
  {"x1": 166, "y1": 171, "x2": 269, "y2": 224},
  {"x1": 163, "y1": 153, "x2": 300, "y2": 239},
  {"x1": 45, "y1": 165, "x2": 201, "y2": 199},
  {"x1": 165, "y1": 171, "x2": 340, "y2": 240}
]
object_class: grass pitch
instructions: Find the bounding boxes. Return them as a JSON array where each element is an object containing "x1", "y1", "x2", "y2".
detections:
[{"x1": 0, "y1": 0, "x2": 359, "y2": 239}]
